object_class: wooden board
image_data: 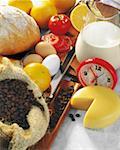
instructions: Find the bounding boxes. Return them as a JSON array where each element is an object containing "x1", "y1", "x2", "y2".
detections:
[
  {"x1": 30, "y1": 80, "x2": 81, "y2": 150},
  {"x1": 30, "y1": 53, "x2": 81, "y2": 150}
]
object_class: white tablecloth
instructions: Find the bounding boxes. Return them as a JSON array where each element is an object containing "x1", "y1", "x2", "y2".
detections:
[{"x1": 51, "y1": 69, "x2": 120, "y2": 150}]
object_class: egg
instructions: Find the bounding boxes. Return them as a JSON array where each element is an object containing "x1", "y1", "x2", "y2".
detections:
[
  {"x1": 35, "y1": 41, "x2": 57, "y2": 58},
  {"x1": 42, "y1": 54, "x2": 60, "y2": 76},
  {"x1": 23, "y1": 54, "x2": 43, "y2": 66}
]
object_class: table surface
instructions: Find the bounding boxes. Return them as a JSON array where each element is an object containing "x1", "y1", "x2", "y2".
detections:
[{"x1": 1, "y1": 0, "x2": 120, "y2": 150}]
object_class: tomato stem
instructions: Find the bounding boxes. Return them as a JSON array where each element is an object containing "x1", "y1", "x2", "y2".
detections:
[{"x1": 57, "y1": 15, "x2": 62, "y2": 20}]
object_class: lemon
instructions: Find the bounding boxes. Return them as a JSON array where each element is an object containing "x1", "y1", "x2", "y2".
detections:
[
  {"x1": 70, "y1": 3, "x2": 96, "y2": 32},
  {"x1": 8, "y1": 0, "x2": 33, "y2": 14},
  {"x1": 30, "y1": 0, "x2": 57, "y2": 28},
  {"x1": 24, "y1": 63, "x2": 51, "y2": 92}
]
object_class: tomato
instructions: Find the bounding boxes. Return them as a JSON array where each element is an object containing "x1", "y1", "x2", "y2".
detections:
[
  {"x1": 57, "y1": 36, "x2": 72, "y2": 52},
  {"x1": 41, "y1": 33, "x2": 61, "y2": 49},
  {"x1": 41, "y1": 33, "x2": 72, "y2": 53},
  {"x1": 48, "y1": 14, "x2": 71, "y2": 35}
]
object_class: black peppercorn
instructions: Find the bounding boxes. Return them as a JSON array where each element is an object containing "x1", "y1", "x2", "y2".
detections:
[
  {"x1": 68, "y1": 113, "x2": 76, "y2": 121},
  {"x1": 75, "y1": 114, "x2": 81, "y2": 118},
  {"x1": 49, "y1": 86, "x2": 75, "y2": 130}
]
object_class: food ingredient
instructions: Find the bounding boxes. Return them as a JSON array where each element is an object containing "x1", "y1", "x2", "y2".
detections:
[
  {"x1": 24, "y1": 63, "x2": 51, "y2": 92},
  {"x1": 69, "y1": 114, "x2": 76, "y2": 121},
  {"x1": 70, "y1": 3, "x2": 96, "y2": 31},
  {"x1": 8, "y1": 0, "x2": 33, "y2": 14},
  {"x1": 0, "y1": 5, "x2": 40, "y2": 55},
  {"x1": 0, "y1": 56, "x2": 19, "y2": 64},
  {"x1": 30, "y1": 0, "x2": 57, "y2": 28},
  {"x1": 0, "y1": 58, "x2": 49, "y2": 150},
  {"x1": 57, "y1": 35, "x2": 72, "y2": 52},
  {"x1": 51, "y1": 0, "x2": 76, "y2": 13},
  {"x1": 49, "y1": 86, "x2": 74, "y2": 130},
  {"x1": 48, "y1": 14, "x2": 71, "y2": 35},
  {"x1": 0, "y1": 79, "x2": 44, "y2": 129},
  {"x1": 41, "y1": 33, "x2": 72, "y2": 53},
  {"x1": 75, "y1": 21, "x2": 120, "y2": 69},
  {"x1": 71, "y1": 86, "x2": 120, "y2": 129},
  {"x1": 23, "y1": 54, "x2": 43, "y2": 66},
  {"x1": 41, "y1": 33, "x2": 61, "y2": 50},
  {"x1": 75, "y1": 113, "x2": 81, "y2": 117},
  {"x1": 35, "y1": 41, "x2": 56, "y2": 58},
  {"x1": 42, "y1": 54, "x2": 60, "y2": 76}
]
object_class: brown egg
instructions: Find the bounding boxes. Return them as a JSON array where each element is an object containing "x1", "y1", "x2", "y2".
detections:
[
  {"x1": 23, "y1": 54, "x2": 43, "y2": 66},
  {"x1": 35, "y1": 41, "x2": 56, "y2": 58}
]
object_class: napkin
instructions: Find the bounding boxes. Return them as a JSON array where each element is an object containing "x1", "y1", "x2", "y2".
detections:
[{"x1": 100, "y1": 0, "x2": 120, "y2": 10}]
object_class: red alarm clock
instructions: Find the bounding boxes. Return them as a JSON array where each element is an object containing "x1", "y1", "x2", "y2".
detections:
[{"x1": 77, "y1": 58, "x2": 118, "y2": 89}]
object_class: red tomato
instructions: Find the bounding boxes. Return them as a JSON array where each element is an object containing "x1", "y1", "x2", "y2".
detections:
[
  {"x1": 48, "y1": 14, "x2": 71, "y2": 35},
  {"x1": 41, "y1": 33, "x2": 72, "y2": 53},
  {"x1": 41, "y1": 33, "x2": 63, "y2": 50},
  {"x1": 57, "y1": 36, "x2": 72, "y2": 52}
]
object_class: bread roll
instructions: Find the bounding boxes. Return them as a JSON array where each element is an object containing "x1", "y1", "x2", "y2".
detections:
[{"x1": 0, "y1": 5, "x2": 40, "y2": 55}]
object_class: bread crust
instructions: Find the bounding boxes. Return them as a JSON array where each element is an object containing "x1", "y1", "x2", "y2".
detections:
[{"x1": 0, "y1": 5, "x2": 40, "y2": 55}]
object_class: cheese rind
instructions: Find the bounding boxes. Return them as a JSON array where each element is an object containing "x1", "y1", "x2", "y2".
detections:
[{"x1": 70, "y1": 86, "x2": 120, "y2": 129}]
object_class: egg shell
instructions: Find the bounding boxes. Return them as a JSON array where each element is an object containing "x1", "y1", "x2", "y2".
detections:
[
  {"x1": 42, "y1": 54, "x2": 60, "y2": 76},
  {"x1": 35, "y1": 41, "x2": 57, "y2": 58},
  {"x1": 23, "y1": 54, "x2": 43, "y2": 66}
]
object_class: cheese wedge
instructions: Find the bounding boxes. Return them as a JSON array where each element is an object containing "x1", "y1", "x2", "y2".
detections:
[{"x1": 70, "y1": 86, "x2": 120, "y2": 129}]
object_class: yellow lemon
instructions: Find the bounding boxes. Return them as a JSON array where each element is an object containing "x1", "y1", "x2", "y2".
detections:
[
  {"x1": 30, "y1": 0, "x2": 57, "y2": 28},
  {"x1": 24, "y1": 63, "x2": 51, "y2": 92},
  {"x1": 8, "y1": 0, "x2": 33, "y2": 14},
  {"x1": 70, "y1": 3, "x2": 96, "y2": 32}
]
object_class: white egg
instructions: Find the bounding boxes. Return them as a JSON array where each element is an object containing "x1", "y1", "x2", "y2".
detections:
[{"x1": 42, "y1": 54, "x2": 60, "y2": 76}]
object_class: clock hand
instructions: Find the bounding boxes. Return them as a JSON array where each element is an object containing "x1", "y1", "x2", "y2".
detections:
[
  {"x1": 90, "y1": 67, "x2": 98, "y2": 78},
  {"x1": 89, "y1": 67, "x2": 98, "y2": 83},
  {"x1": 91, "y1": 73, "x2": 105, "y2": 83}
]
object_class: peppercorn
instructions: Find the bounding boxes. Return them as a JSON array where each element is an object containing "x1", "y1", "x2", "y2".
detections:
[
  {"x1": 75, "y1": 113, "x2": 81, "y2": 118},
  {"x1": 68, "y1": 113, "x2": 76, "y2": 121},
  {"x1": 49, "y1": 86, "x2": 75, "y2": 130}
]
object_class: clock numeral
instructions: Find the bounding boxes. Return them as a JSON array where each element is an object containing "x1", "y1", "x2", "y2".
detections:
[
  {"x1": 107, "y1": 78, "x2": 111, "y2": 82},
  {"x1": 84, "y1": 71, "x2": 88, "y2": 76},
  {"x1": 95, "y1": 65, "x2": 101, "y2": 71}
]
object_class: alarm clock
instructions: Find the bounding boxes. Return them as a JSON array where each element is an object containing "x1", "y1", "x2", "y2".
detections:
[{"x1": 77, "y1": 58, "x2": 118, "y2": 89}]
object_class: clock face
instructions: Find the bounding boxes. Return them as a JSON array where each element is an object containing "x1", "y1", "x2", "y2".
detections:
[{"x1": 77, "y1": 58, "x2": 117, "y2": 89}]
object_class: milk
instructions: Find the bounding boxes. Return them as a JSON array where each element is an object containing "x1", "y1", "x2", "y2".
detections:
[
  {"x1": 75, "y1": 21, "x2": 120, "y2": 69},
  {"x1": 83, "y1": 21, "x2": 120, "y2": 47}
]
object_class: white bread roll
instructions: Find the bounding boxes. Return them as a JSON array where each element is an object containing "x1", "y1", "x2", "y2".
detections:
[{"x1": 0, "y1": 5, "x2": 40, "y2": 55}]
